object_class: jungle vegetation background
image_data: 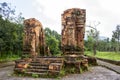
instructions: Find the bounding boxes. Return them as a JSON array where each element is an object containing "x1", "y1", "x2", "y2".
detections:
[{"x1": 0, "y1": 2, "x2": 120, "y2": 62}]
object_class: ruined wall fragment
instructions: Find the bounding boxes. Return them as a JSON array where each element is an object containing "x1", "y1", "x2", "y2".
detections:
[
  {"x1": 23, "y1": 18, "x2": 45, "y2": 57},
  {"x1": 61, "y1": 8, "x2": 86, "y2": 54}
]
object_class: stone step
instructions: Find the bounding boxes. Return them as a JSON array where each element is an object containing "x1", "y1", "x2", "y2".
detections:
[
  {"x1": 48, "y1": 70, "x2": 60, "y2": 73},
  {"x1": 25, "y1": 72, "x2": 47, "y2": 75},
  {"x1": 28, "y1": 65, "x2": 48, "y2": 69},
  {"x1": 29, "y1": 62, "x2": 63, "y2": 66},
  {"x1": 25, "y1": 70, "x2": 60, "y2": 75},
  {"x1": 15, "y1": 60, "x2": 25, "y2": 63},
  {"x1": 26, "y1": 69, "x2": 48, "y2": 73},
  {"x1": 37, "y1": 56, "x2": 63, "y2": 58},
  {"x1": 35, "y1": 57, "x2": 63, "y2": 61},
  {"x1": 31, "y1": 60, "x2": 63, "y2": 63},
  {"x1": 26, "y1": 69, "x2": 60, "y2": 73},
  {"x1": 29, "y1": 63, "x2": 49, "y2": 66},
  {"x1": 14, "y1": 68, "x2": 24, "y2": 71},
  {"x1": 14, "y1": 67, "x2": 60, "y2": 73},
  {"x1": 30, "y1": 62, "x2": 48, "y2": 64},
  {"x1": 14, "y1": 57, "x2": 64, "y2": 75}
]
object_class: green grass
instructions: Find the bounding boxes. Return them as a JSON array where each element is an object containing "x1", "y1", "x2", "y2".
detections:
[
  {"x1": 85, "y1": 51, "x2": 120, "y2": 61},
  {"x1": 0, "y1": 55, "x2": 20, "y2": 62}
]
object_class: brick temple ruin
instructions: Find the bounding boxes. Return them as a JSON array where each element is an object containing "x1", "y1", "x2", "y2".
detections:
[
  {"x1": 14, "y1": 18, "x2": 64, "y2": 75},
  {"x1": 14, "y1": 8, "x2": 96, "y2": 77},
  {"x1": 61, "y1": 8, "x2": 88, "y2": 73},
  {"x1": 23, "y1": 18, "x2": 45, "y2": 57},
  {"x1": 61, "y1": 8, "x2": 85, "y2": 55}
]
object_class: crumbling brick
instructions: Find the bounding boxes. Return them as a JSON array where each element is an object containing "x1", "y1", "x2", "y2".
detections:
[
  {"x1": 23, "y1": 18, "x2": 45, "y2": 57},
  {"x1": 61, "y1": 8, "x2": 86, "y2": 54}
]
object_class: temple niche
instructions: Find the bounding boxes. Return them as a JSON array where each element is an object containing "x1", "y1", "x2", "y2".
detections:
[
  {"x1": 23, "y1": 18, "x2": 45, "y2": 57},
  {"x1": 61, "y1": 8, "x2": 86, "y2": 55}
]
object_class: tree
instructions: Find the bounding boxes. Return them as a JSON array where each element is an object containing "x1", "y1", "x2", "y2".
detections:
[
  {"x1": 111, "y1": 37, "x2": 117, "y2": 52},
  {"x1": 46, "y1": 36, "x2": 60, "y2": 55},
  {"x1": 112, "y1": 25, "x2": 120, "y2": 52},
  {"x1": 0, "y1": 16, "x2": 24, "y2": 57},
  {"x1": 0, "y1": 2, "x2": 24, "y2": 58},
  {"x1": 86, "y1": 29, "x2": 99, "y2": 55},
  {"x1": 97, "y1": 38, "x2": 111, "y2": 51},
  {"x1": 0, "y1": 2, "x2": 15, "y2": 20},
  {"x1": 86, "y1": 21, "x2": 100, "y2": 55},
  {"x1": 44, "y1": 27, "x2": 61, "y2": 55}
]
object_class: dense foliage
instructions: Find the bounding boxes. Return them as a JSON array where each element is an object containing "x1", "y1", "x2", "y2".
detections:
[
  {"x1": 0, "y1": 16, "x2": 23, "y2": 58},
  {"x1": 85, "y1": 25, "x2": 120, "y2": 53},
  {"x1": 44, "y1": 27, "x2": 61, "y2": 55},
  {"x1": 0, "y1": 2, "x2": 24, "y2": 61}
]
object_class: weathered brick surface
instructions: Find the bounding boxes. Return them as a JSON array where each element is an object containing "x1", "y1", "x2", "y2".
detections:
[
  {"x1": 23, "y1": 18, "x2": 45, "y2": 57},
  {"x1": 61, "y1": 8, "x2": 86, "y2": 54},
  {"x1": 14, "y1": 9, "x2": 89, "y2": 76},
  {"x1": 61, "y1": 8, "x2": 88, "y2": 72}
]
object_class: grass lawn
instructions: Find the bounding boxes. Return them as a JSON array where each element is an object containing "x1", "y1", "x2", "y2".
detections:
[
  {"x1": 85, "y1": 51, "x2": 120, "y2": 61},
  {"x1": 0, "y1": 55, "x2": 20, "y2": 62}
]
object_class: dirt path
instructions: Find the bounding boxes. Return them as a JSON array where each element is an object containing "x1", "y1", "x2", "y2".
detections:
[
  {"x1": 0, "y1": 66, "x2": 14, "y2": 80},
  {"x1": 0, "y1": 62, "x2": 15, "y2": 68},
  {"x1": 0, "y1": 66, "x2": 120, "y2": 80},
  {"x1": 97, "y1": 59, "x2": 120, "y2": 74},
  {"x1": 62, "y1": 66, "x2": 120, "y2": 80}
]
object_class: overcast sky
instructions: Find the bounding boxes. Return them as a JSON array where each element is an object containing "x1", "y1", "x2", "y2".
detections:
[{"x1": 1, "y1": 0, "x2": 120, "y2": 38}]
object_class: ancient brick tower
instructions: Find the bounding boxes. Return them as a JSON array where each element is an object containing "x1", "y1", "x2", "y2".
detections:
[
  {"x1": 23, "y1": 18, "x2": 45, "y2": 57},
  {"x1": 14, "y1": 18, "x2": 64, "y2": 75},
  {"x1": 61, "y1": 8, "x2": 86, "y2": 55},
  {"x1": 14, "y1": 10, "x2": 89, "y2": 76}
]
